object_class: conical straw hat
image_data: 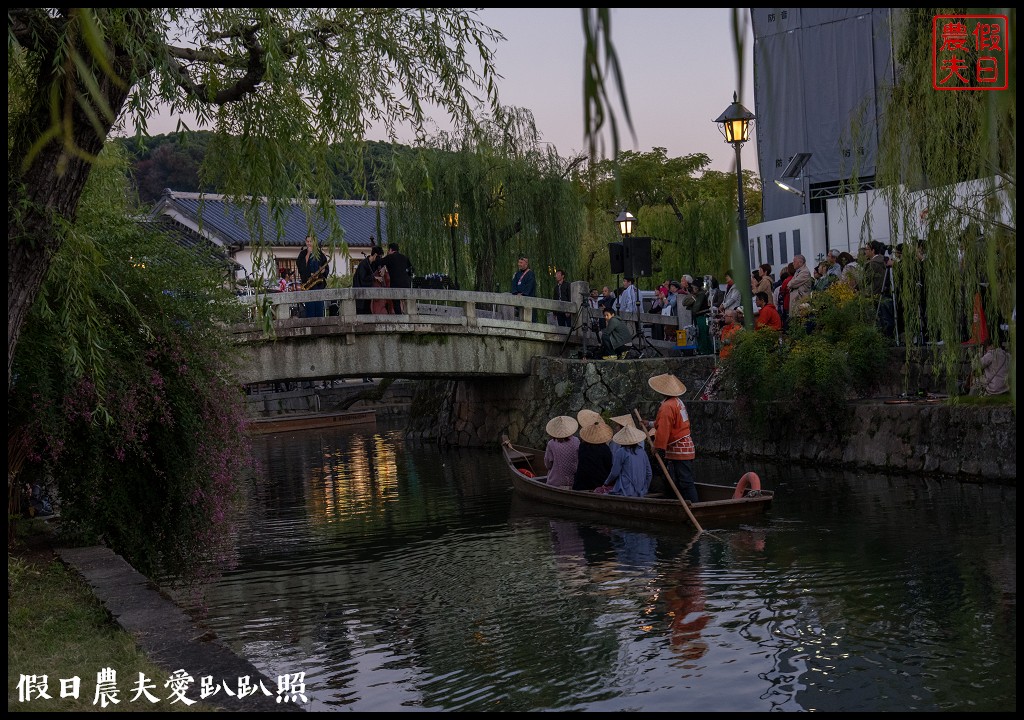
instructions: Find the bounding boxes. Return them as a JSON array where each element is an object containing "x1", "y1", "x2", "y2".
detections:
[
  {"x1": 612, "y1": 425, "x2": 646, "y2": 447},
  {"x1": 545, "y1": 415, "x2": 579, "y2": 439},
  {"x1": 610, "y1": 414, "x2": 636, "y2": 429},
  {"x1": 648, "y1": 373, "x2": 687, "y2": 397},
  {"x1": 576, "y1": 409, "x2": 602, "y2": 427},
  {"x1": 580, "y1": 420, "x2": 614, "y2": 445}
]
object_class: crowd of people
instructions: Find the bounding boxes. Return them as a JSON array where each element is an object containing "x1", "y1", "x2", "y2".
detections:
[
  {"x1": 278, "y1": 242, "x2": 1008, "y2": 398},
  {"x1": 553, "y1": 243, "x2": 942, "y2": 360},
  {"x1": 537, "y1": 373, "x2": 699, "y2": 501}
]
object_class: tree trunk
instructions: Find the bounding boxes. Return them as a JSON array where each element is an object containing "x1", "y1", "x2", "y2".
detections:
[
  {"x1": 8, "y1": 50, "x2": 133, "y2": 390},
  {"x1": 475, "y1": 228, "x2": 497, "y2": 294}
]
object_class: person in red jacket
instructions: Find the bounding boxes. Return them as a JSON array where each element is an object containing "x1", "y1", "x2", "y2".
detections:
[
  {"x1": 718, "y1": 308, "x2": 742, "y2": 359},
  {"x1": 649, "y1": 373, "x2": 698, "y2": 504},
  {"x1": 754, "y1": 291, "x2": 782, "y2": 331}
]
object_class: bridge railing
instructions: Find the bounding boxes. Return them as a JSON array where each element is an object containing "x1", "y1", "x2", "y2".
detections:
[{"x1": 235, "y1": 287, "x2": 680, "y2": 353}]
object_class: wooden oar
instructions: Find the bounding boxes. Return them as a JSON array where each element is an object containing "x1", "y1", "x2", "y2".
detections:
[{"x1": 633, "y1": 408, "x2": 705, "y2": 534}]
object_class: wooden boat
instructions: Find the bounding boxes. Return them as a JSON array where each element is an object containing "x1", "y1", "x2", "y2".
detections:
[
  {"x1": 247, "y1": 409, "x2": 376, "y2": 435},
  {"x1": 501, "y1": 437, "x2": 773, "y2": 526}
]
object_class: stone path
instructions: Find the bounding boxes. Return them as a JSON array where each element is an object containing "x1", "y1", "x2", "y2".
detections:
[{"x1": 58, "y1": 546, "x2": 306, "y2": 712}]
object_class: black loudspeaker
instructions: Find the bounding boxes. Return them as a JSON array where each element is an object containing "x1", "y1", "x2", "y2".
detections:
[
  {"x1": 623, "y1": 236, "x2": 652, "y2": 278},
  {"x1": 608, "y1": 242, "x2": 625, "y2": 274}
]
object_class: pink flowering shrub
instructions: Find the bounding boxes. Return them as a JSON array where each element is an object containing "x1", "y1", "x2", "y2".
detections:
[{"x1": 10, "y1": 156, "x2": 253, "y2": 582}]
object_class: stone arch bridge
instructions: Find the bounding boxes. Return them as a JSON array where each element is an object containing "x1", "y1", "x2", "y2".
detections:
[{"x1": 232, "y1": 286, "x2": 678, "y2": 386}]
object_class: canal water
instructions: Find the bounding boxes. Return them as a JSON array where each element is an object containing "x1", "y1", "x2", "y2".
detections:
[{"x1": 195, "y1": 420, "x2": 1016, "y2": 712}]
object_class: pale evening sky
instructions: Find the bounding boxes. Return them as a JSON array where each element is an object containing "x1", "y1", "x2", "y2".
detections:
[
  {"x1": 463, "y1": 8, "x2": 758, "y2": 174},
  {"x1": 138, "y1": 8, "x2": 758, "y2": 176}
]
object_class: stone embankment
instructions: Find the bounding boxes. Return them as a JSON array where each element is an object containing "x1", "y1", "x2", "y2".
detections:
[{"x1": 407, "y1": 356, "x2": 1015, "y2": 483}]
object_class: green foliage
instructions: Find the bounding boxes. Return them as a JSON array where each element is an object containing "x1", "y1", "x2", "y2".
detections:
[
  {"x1": 115, "y1": 131, "x2": 215, "y2": 204},
  {"x1": 584, "y1": 147, "x2": 762, "y2": 291},
  {"x1": 10, "y1": 146, "x2": 251, "y2": 582},
  {"x1": 724, "y1": 283, "x2": 890, "y2": 435},
  {"x1": 382, "y1": 108, "x2": 586, "y2": 295},
  {"x1": 8, "y1": 8, "x2": 507, "y2": 385},
  {"x1": 876, "y1": 8, "x2": 1016, "y2": 402},
  {"x1": 8, "y1": 553, "x2": 219, "y2": 712},
  {"x1": 581, "y1": 8, "x2": 636, "y2": 166}
]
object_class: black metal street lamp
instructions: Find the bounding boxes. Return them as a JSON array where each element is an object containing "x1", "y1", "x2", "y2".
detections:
[
  {"x1": 714, "y1": 92, "x2": 756, "y2": 328},
  {"x1": 615, "y1": 209, "x2": 636, "y2": 239},
  {"x1": 444, "y1": 208, "x2": 459, "y2": 290}
]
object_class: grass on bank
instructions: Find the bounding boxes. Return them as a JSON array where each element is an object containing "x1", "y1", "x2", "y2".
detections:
[{"x1": 7, "y1": 520, "x2": 216, "y2": 713}]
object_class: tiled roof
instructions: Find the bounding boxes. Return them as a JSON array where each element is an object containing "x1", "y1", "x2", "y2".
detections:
[
  {"x1": 140, "y1": 215, "x2": 240, "y2": 268},
  {"x1": 151, "y1": 190, "x2": 387, "y2": 248}
]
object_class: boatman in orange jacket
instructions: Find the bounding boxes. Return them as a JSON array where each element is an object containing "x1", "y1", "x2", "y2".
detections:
[{"x1": 649, "y1": 373, "x2": 698, "y2": 503}]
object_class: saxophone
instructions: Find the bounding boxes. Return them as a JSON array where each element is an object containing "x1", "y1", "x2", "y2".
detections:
[{"x1": 300, "y1": 264, "x2": 328, "y2": 291}]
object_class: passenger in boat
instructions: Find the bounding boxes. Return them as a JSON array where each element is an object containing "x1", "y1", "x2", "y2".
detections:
[
  {"x1": 573, "y1": 419, "x2": 614, "y2": 491},
  {"x1": 600, "y1": 425, "x2": 652, "y2": 497},
  {"x1": 607, "y1": 414, "x2": 635, "y2": 454},
  {"x1": 576, "y1": 408, "x2": 602, "y2": 428},
  {"x1": 649, "y1": 373, "x2": 698, "y2": 504},
  {"x1": 543, "y1": 415, "x2": 580, "y2": 488}
]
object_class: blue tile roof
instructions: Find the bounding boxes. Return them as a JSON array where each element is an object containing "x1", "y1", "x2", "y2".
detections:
[{"x1": 151, "y1": 190, "x2": 387, "y2": 248}]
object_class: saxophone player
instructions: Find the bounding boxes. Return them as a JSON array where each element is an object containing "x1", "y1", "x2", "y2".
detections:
[{"x1": 297, "y1": 234, "x2": 330, "y2": 318}]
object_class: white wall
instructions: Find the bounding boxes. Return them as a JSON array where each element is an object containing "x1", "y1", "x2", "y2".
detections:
[
  {"x1": 746, "y1": 212, "x2": 827, "y2": 278},
  {"x1": 825, "y1": 189, "x2": 892, "y2": 256},
  {"x1": 232, "y1": 247, "x2": 360, "y2": 285},
  {"x1": 750, "y1": 176, "x2": 1013, "y2": 278}
]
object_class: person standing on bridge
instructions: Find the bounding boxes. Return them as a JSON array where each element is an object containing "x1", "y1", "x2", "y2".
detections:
[
  {"x1": 297, "y1": 234, "x2": 330, "y2": 318},
  {"x1": 382, "y1": 242, "x2": 414, "y2": 314},
  {"x1": 510, "y1": 255, "x2": 536, "y2": 322},
  {"x1": 353, "y1": 245, "x2": 382, "y2": 315},
  {"x1": 552, "y1": 269, "x2": 572, "y2": 327}
]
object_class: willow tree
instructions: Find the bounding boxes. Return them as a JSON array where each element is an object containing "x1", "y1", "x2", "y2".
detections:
[
  {"x1": 382, "y1": 108, "x2": 587, "y2": 297},
  {"x1": 8, "y1": 8, "x2": 504, "y2": 389},
  {"x1": 875, "y1": 7, "x2": 1016, "y2": 399}
]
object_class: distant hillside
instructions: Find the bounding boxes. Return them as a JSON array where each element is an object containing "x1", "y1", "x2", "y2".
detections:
[{"x1": 115, "y1": 132, "x2": 415, "y2": 206}]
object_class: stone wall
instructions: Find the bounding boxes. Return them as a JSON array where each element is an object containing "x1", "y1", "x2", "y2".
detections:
[
  {"x1": 689, "y1": 400, "x2": 1015, "y2": 482},
  {"x1": 407, "y1": 356, "x2": 1015, "y2": 483}
]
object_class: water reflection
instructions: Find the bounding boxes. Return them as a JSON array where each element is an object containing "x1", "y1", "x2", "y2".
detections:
[{"x1": 193, "y1": 422, "x2": 1015, "y2": 712}]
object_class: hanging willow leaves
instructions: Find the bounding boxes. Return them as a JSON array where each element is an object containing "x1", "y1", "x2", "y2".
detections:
[
  {"x1": 875, "y1": 7, "x2": 1016, "y2": 401},
  {"x1": 381, "y1": 108, "x2": 586, "y2": 296},
  {"x1": 8, "y1": 8, "x2": 505, "y2": 389}
]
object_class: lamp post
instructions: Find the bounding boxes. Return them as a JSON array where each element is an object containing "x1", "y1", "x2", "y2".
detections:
[
  {"x1": 444, "y1": 208, "x2": 459, "y2": 290},
  {"x1": 615, "y1": 209, "x2": 635, "y2": 239},
  {"x1": 614, "y1": 209, "x2": 635, "y2": 290},
  {"x1": 715, "y1": 92, "x2": 756, "y2": 328}
]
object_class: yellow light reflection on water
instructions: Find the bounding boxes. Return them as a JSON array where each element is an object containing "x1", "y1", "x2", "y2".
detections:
[{"x1": 306, "y1": 435, "x2": 401, "y2": 524}]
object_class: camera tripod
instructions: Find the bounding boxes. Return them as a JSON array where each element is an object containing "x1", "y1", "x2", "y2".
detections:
[
  {"x1": 877, "y1": 262, "x2": 899, "y2": 345},
  {"x1": 626, "y1": 288, "x2": 663, "y2": 358},
  {"x1": 559, "y1": 292, "x2": 599, "y2": 359}
]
